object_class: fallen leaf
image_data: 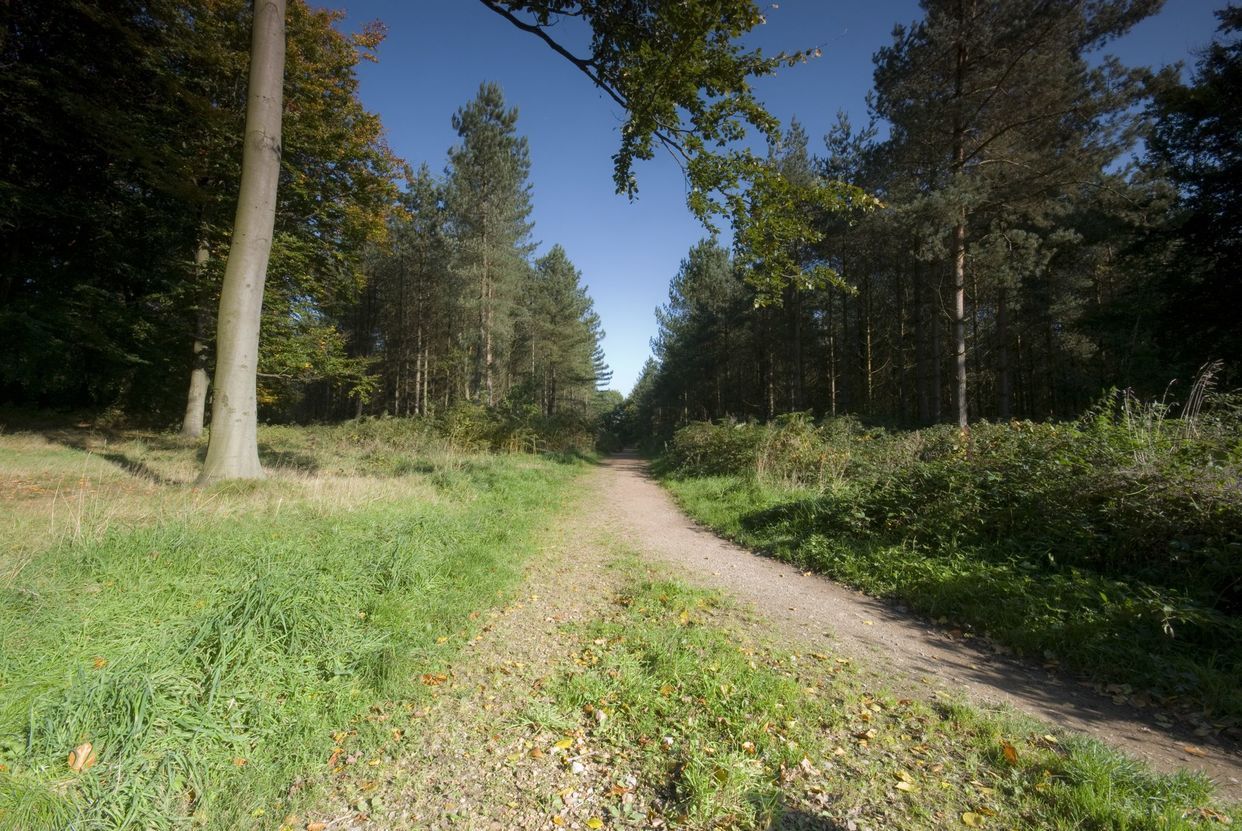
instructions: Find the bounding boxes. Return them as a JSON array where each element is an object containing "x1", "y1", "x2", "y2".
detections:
[
  {"x1": 1182, "y1": 745, "x2": 1208, "y2": 757},
  {"x1": 587, "y1": 819, "x2": 604, "y2": 829},
  {"x1": 67, "y1": 742, "x2": 97, "y2": 772},
  {"x1": 306, "y1": 823, "x2": 326, "y2": 831},
  {"x1": 962, "y1": 812, "x2": 985, "y2": 827},
  {"x1": 1001, "y1": 740, "x2": 1018, "y2": 765},
  {"x1": 552, "y1": 816, "x2": 565, "y2": 827},
  {"x1": 420, "y1": 673, "x2": 448, "y2": 686}
]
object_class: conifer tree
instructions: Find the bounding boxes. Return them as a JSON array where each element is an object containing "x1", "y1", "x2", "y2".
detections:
[
  {"x1": 872, "y1": 0, "x2": 1160, "y2": 427},
  {"x1": 444, "y1": 83, "x2": 535, "y2": 406}
]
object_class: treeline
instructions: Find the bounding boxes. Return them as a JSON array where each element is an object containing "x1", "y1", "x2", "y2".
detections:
[
  {"x1": 346, "y1": 84, "x2": 613, "y2": 427},
  {"x1": 1, "y1": 0, "x2": 396, "y2": 427},
  {"x1": 625, "y1": 1, "x2": 1241, "y2": 437},
  {"x1": 0, "y1": 3, "x2": 611, "y2": 433}
]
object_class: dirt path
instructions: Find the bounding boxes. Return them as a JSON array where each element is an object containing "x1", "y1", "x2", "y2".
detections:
[
  {"x1": 316, "y1": 467, "x2": 651, "y2": 830},
  {"x1": 600, "y1": 453, "x2": 1242, "y2": 801}
]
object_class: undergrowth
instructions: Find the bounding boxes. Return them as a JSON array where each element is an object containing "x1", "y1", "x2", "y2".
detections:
[
  {"x1": 657, "y1": 390, "x2": 1242, "y2": 724},
  {"x1": 0, "y1": 428, "x2": 584, "y2": 830}
]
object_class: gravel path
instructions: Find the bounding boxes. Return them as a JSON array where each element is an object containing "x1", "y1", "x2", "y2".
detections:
[{"x1": 601, "y1": 453, "x2": 1242, "y2": 800}]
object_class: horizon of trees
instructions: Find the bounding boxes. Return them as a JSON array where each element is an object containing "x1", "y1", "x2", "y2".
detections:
[
  {"x1": 624, "y1": 1, "x2": 1241, "y2": 439},
  {"x1": 2, "y1": 0, "x2": 1238, "y2": 455},
  {"x1": 0, "y1": 2, "x2": 615, "y2": 435}
]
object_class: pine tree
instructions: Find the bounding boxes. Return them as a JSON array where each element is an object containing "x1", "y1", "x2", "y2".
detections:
[
  {"x1": 444, "y1": 82, "x2": 535, "y2": 406},
  {"x1": 872, "y1": 0, "x2": 1160, "y2": 426}
]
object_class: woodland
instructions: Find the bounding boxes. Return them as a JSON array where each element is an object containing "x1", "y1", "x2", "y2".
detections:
[{"x1": 1, "y1": 0, "x2": 1240, "y2": 829}]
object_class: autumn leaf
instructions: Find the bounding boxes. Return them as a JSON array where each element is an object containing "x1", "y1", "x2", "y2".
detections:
[
  {"x1": 1001, "y1": 740, "x2": 1019, "y2": 765},
  {"x1": 962, "y1": 812, "x2": 985, "y2": 827},
  {"x1": 67, "y1": 742, "x2": 97, "y2": 772},
  {"x1": 587, "y1": 819, "x2": 604, "y2": 829}
]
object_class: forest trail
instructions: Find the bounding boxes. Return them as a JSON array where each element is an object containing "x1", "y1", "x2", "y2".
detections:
[{"x1": 600, "y1": 453, "x2": 1242, "y2": 800}]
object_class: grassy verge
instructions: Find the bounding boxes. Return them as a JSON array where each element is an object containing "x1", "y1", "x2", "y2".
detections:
[
  {"x1": 661, "y1": 472, "x2": 1242, "y2": 730},
  {"x1": 550, "y1": 569, "x2": 1234, "y2": 829},
  {"x1": 0, "y1": 425, "x2": 585, "y2": 830}
]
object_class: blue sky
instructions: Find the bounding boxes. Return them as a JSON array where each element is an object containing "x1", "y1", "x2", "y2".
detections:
[{"x1": 335, "y1": 0, "x2": 1224, "y2": 394}]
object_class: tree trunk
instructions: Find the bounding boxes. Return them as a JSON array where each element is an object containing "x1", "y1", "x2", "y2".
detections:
[
  {"x1": 197, "y1": 0, "x2": 285, "y2": 484},
  {"x1": 997, "y1": 287, "x2": 1012, "y2": 420},
  {"x1": 180, "y1": 238, "x2": 212, "y2": 438},
  {"x1": 952, "y1": 221, "x2": 968, "y2": 429},
  {"x1": 951, "y1": 5, "x2": 969, "y2": 430}
]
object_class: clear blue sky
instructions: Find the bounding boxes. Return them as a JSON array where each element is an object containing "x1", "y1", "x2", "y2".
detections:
[{"x1": 335, "y1": 0, "x2": 1223, "y2": 394}]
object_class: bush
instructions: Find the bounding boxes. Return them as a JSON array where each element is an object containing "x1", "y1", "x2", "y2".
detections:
[{"x1": 659, "y1": 392, "x2": 1242, "y2": 715}]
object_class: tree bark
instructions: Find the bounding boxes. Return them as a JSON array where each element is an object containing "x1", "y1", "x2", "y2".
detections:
[
  {"x1": 997, "y1": 287, "x2": 1012, "y2": 419},
  {"x1": 952, "y1": 221, "x2": 968, "y2": 430},
  {"x1": 951, "y1": 1, "x2": 970, "y2": 430},
  {"x1": 197, "y1": 0, "x2": 285, "y2": 484},
  {"x1": 180, "y1": 238, "x2": 212, "y2": 438}
]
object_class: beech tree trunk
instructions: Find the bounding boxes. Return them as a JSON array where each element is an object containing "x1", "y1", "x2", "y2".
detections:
[
  {"x1": 180, "y1": 239, "x2": 212, "y2": 438},
  {"x1": 197, "y1": 0, "x2": 286, "y2": 484}
]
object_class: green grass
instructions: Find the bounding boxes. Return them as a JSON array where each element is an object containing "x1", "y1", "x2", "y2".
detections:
[
  {"x1": 662, "y1": 473, "x2": 1242, "y2": 726},
  {"x1": 552, "y1": 571, "x2": 1233, "y2": 829},
  {"x1": 0, "y1": 426, "x2": 586, "y2": 830}
]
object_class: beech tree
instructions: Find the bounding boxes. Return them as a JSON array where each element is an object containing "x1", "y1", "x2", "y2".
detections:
[
  {"x1": 197, "y1": 0, "x2": 286, "y2": 483},
  {"x1": 186, "y1": 0, "x2": 824, "y2": 479}
]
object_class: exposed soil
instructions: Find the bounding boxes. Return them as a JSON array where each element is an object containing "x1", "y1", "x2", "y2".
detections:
[
  {"x1": 602, "y1": 453, "x2": 1242, "y2": 801},
  {"x1": 315, "y1": 468, "x2": 650, "y2": 830}
]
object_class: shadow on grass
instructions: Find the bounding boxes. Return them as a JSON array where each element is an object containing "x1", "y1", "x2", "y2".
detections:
[
  {"x1": 40, "y1": 429, "x2": 184, "y2": 486},
  {"x1": 767, "y1": 808, "x2": 846, "y2": 830},
  {"x1": 257, "y1": 442, "x2": 320, "y2": 473},
  {"x1": 726, "y1": 492, "x2": 1242, "y2": 725}
]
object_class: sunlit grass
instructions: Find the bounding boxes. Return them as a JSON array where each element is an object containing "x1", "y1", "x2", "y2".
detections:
[
  {"x1": 552, "y1": 571, "x2": 1232, "y2": 829},
  {"x1": 0, "y1": 423, "x2": 585, "y2": 830}
]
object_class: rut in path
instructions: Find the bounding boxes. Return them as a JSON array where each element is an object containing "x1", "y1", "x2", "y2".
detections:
[{"x1": 598, "y1": 453, "x2": 1242, "y2": 800}]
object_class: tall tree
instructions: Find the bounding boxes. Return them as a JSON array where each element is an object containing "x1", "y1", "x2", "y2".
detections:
[
  {"x1": 1148, "y1": 4, "x2": 1242, "y2": 381},
  {"x1": 872, "y1": 0, "x2": 1161, "y2": 427},
  {"x1": 444, "y1": 82, "x2": 534, "y2": 406},
  {"x1": 198, "y1": 0, "x2": 287, "y2": 483}
]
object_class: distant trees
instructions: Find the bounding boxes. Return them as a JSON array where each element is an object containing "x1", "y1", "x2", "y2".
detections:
[
  {"x1": 355, "y1": 87, "x2": 612, "y2": 422},
  {"x1": 445, "y1": 83, "x2": 536, "y2": 407},
  {"x1": 633, "y1": 0, "x2": 1239, "y2": 438},
  {"x1": 872, "y1": 0, "x2": 1161, "y2": 427},
  {"x1": 1147, "y1": 4, "x2": 1242, "y2": 382}
]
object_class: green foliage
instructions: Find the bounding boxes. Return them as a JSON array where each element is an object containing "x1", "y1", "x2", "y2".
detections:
[
  {"x1": 0, "y1": 0, "x2": 398, "y2": 419},
  {"x1": 0, "y1": 434, "x2": 582, "y2": 830},
  {"x1": 659, "y1": 392, "x2": 1242, "y2": 719},
  {"x1": 1147, "y1": 6, "x2": 1242, "y2": 383}
]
